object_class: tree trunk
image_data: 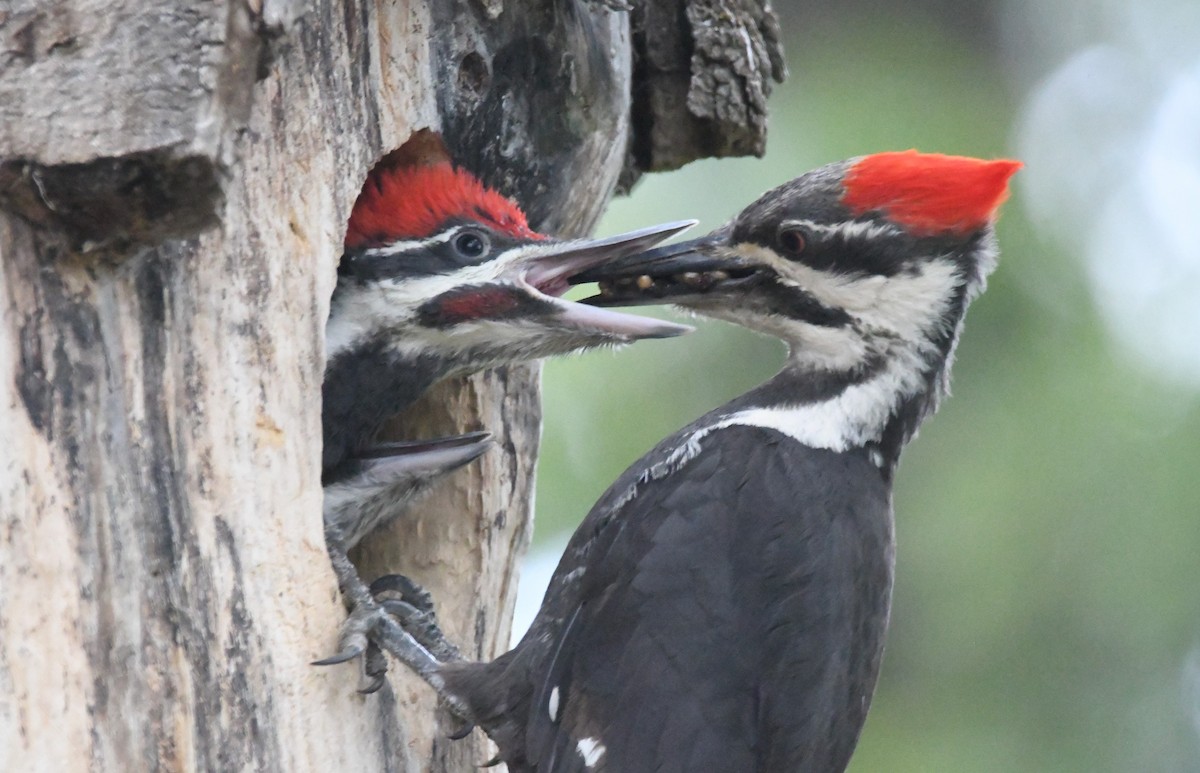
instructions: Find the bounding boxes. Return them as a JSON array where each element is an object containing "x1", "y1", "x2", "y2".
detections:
[{"x1": 0, "y1": 1, "x2": 782, "y2": 770}]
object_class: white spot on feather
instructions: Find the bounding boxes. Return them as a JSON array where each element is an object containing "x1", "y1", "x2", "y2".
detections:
[
  {"x1": 548, "y1": 686, "x2": 560, "y2": 721},
  {"x1": 576, "y1": 737, "x2": 606, "y2": 767}
]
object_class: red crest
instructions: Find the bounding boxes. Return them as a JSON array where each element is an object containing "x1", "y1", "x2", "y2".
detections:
[
  {"x1": 345, "y1": 162, "x2": 541, "y2": 250},
  {"x1": 842, "y1": 150, "x2": 1021, "y2": 237}
]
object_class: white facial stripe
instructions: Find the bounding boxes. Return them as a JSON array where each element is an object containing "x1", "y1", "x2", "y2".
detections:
[
  {"x1": 358, "y1": 227, "x2": 463, "y2": 259},
  {"x1": 642, "y1": 336, "x2": 927, "y2": 454},
  {"x1": 781, "y1": 217, "x2": 903, "y2": 241},
  {"x1": 325, "y1": 294, "x2": 388, "y2": 359},
  {"x1": 782, "y1": 323, "x2": 869, "y2": 371},
  {"x1": 576, "y1": 738, "x2": 606, "y2": 767},
  {"x1": 705, "y1": 306, "x2": 869, "y2": 372},
  {"x1": 785, "y1": 259, "x2": 961, "y2": 341},
  {"x1": 645, "y1": 245, "x2": 966, "y2": 452},
  {"x1": 609, "y1": 361, "x2": 926, "y2": 502},
  {"x1": 369, "y1": 242, "x2": 548, "y2": 307},
  {"x1": 607, "y1": 328, "x2": 931, "y2": 504},
  {"x1": 326, "y1": 242, "x2": 554, "y2": 358},
  {"x1": 734, "y1": 242, "x2": 961, "y2": 335},
  {"x1": 715, "y1": 320, "x2": 943, "y2": 451},
  {"x1": 724, "y1": 243, "x2": 962, "y2": 376},
  {"x1": 381, "y1": 314, "x2": 545, "y2": 359}
]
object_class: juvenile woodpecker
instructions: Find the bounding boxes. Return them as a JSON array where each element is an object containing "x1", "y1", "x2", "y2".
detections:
[
  {"x1": 318, "y1": 157, "x2": 694, "y2": 689},
  {"x1": 382, "y1": 151, "x2": 1019, "y2": 771}
]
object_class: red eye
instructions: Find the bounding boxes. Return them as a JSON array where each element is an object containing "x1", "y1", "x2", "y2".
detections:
[{"x1": 779, "y1": 228, "x2": 806, "y2": 255}]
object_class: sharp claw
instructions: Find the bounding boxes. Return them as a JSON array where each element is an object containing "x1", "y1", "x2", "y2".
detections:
[
  {"x1": 322, "y1": 540, "x2": 468, "y2": 714},
  {"x1": 359, "y1": 641, "x2": 388, "y2": 693},
  {"x1": 312, "y1": 644, "x2": 364, "y2": 667},
  {"x1": 448, "y1": 721, "x2": 475, "y2": 741}
]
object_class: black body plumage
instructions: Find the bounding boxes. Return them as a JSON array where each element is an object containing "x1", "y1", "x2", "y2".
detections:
[
  {"x1": 408, "y1": 152, "x2": 1018, "y2": 771},
  {"x1": 322, "y1": 342, "x2": 444, "y2": 482},
  {"x1": 440, "y1": 348, "x2": 905, "y2": 770},
  {"x1": 445, "y1": 417, "x2": 893, "y2": 772}
]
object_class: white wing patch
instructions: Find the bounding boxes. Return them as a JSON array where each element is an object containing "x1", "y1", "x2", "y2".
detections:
[
  {"x1": 576, "y1": 737, "x2": 607, "y2": 767},
  {"x1": 548, "y1": 686, "x2": 560, "y2": 722}
]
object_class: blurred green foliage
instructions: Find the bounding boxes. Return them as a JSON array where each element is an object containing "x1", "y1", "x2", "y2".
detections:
[{"x1": 534, "y1": 4, "x2": 1200, "y2": 771}]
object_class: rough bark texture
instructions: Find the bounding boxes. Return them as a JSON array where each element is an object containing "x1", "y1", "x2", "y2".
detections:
[
  {"x1": 0, "y1": 0, "x2": 783, "y2": 770},
  {"x1": 622, "y1": 0, "x2": 786, "y2": 190}
]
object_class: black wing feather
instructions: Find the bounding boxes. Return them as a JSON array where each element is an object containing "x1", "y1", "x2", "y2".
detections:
[{"x1": 521, "y1": 425, "x2": 892, "y2": 772}]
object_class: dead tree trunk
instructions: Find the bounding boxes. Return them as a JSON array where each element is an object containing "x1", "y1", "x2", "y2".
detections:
[{"x1": 0, "y1": 1, "x2": 783, "y2": 770}]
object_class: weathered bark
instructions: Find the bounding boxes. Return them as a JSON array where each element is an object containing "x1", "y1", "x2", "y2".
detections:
[
  {"x1": 623, "y1": 0, "x2": 787, "y2": 189},
  {"x1": 0, "y1": 1, "x2": 782, "y2": 770}
]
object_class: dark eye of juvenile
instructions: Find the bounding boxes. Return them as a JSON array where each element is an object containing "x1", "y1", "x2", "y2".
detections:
[
  {"x1": 778, "y1": 228, "x2": 806, "y2": 256},
  {"x1": 453, "y1": 229, "x2": 489, "y2": 259}
]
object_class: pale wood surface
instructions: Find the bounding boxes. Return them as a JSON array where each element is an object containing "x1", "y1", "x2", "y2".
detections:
[{"x1": 0, "y1": 1, "x2": 783, "y2": 769}]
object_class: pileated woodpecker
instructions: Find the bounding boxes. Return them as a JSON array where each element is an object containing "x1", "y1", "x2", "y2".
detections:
[
  {"x1": 379, "y1": 150, "x2": 1019, "y2": 771},
  {"x1": 317, "y1": 157, "x2": 694, "y2": 690}
]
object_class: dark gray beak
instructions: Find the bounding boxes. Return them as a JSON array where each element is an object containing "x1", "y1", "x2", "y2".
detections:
[
  {"x1": 514, "y1": 220, "x2": 700, "y2": 339},
  {"x1": 570, "y1": 230, "x2": 757, "y2": 307}
]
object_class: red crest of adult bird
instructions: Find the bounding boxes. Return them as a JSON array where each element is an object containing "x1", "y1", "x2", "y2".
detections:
[
  {"x1": 372, "y1": 150, "x2": 1020, "y2": 773},
  {"x1": 317, "y1": 148, "x2": 695, "y2": 694}
]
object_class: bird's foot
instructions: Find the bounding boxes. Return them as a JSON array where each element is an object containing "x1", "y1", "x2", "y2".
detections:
[
  {"x1": 313, "y1": 589, "x2": 472, "y2": 721},
  {"x1": 311, "y1": 595, "x2": 397, "y2": 694},
  {"x1": 315, "y1": 540, "x2": 447, "y2": 693},
  {"x1": 315, "y1": 542, "x2": 473, "y2": 723},
  {"x1": 371, "y1": 574, "x2": 463, "y2": 663},
  {"x1": 368, "y1": 574, "x2": 474, "y2": 738}
]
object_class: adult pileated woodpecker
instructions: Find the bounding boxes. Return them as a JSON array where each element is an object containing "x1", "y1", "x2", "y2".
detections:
[
  {"x1": 317, "y1": 156, "x2": 694, "y2": 690},
  {"x1": 380, "y1": 150, "x2": 1019, "y2": 771}
]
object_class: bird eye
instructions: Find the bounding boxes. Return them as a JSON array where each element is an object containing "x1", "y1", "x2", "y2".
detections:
[
  {"x1": 453, "y1": 229, "x2": 490, "y2": 259},
  {"x1": 778, "y1": 227, "x2": 807, "y2": 256}
]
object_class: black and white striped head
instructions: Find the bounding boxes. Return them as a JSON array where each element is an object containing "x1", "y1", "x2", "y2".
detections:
[
  {"x1": 327, "y1": 161, "x2": 693, "y2": 371},
  {"x1": 577, "y1": 151, "x2": 1020, "y2": 453}
]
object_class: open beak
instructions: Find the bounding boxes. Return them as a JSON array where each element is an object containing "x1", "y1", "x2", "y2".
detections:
[
  {"x1": 514, "y1": 220, "x2": 700, "y2": 340},
  {"x1": 570, "y1": 229, "x2": 760, "y2": 307}
]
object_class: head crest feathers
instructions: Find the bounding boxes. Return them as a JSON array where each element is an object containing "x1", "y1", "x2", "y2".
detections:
[
  {"x1": 344, "y1": 161, "x2": 540, "y2": 250},
  {"x1": 842, "y1": 150, "x2": 1021, "y2": 237}
]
